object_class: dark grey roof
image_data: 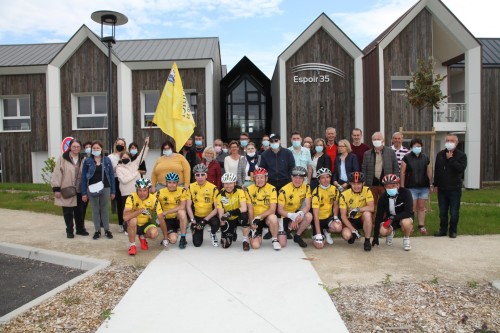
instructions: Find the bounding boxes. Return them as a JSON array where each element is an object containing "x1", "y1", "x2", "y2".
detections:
[
  {"x1": 114, "y1": 37, "x2": 219, "y2": 61},
  {"x1": 479, "y1": 38, "x2": 500, "y2": 66},
  {"x1": 0, "y1": 43, "x2": 64, "y2": 66}
]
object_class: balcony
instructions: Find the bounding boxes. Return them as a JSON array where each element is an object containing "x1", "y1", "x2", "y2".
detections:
[{"x1": 433, "y1": 103, "x2": 466, "y2": 131}]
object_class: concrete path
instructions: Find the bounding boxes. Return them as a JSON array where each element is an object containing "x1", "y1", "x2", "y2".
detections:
[{"x1": 97, "y1": 235, "x2": 348, "y2": 333}]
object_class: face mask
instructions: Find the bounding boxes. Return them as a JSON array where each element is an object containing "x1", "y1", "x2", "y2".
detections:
[
  {"x1": 270, "y1": 143, "x2": 280, "y2": 150},
  {"x1": 195, "y1": 140, "x2": 202, "y2": 146},
  {"x1": 122, "y1": 159, "x2": 130, "y2": 165},
  {"x1": 412, "y1": 147, "x2": 422, "y2": 155},
  {"x1": 372, "y1": 140, "x2": 382, "y2": 148},
  {"x1": 116, "y1": 145, "x2": 125, "y2": 152},
  {"x1": 205, "y1": 157, "x2": 213, "y2": 162},
  {"x1": 247, "y1": 152, "x2": 256, "y2": 157},
  {"x1": 163, "y1": 149, "x2": 172, "y2": 156},
  {"x1": 240, "y1": 140, "x2": 248, "y2": 147},
  {"x1": 262, "y1": 140, "x2": 270, "y2": 147},
  {"x1": 92, "y1": 150, "x2": 101, "y2": 157},
  {"x1": 214, "y1": 146, "x2": 222, "y2": 153},
  {"x1": 315, "y1": 146, "x2": 324, "y2": 153},
  {"x1": 445, "y1": 142, "x2": 456, "y2": 150},
  {"x1": 222, "y1": 148, "x2": 228, "y2": 154},
  {"x1": 386, "y1": 188, "x2": 398, "y2": 196},
  {"x1": 130, "y1": 149, "x2": 138, "y2": 156},
  {"x1": 292, "y1": 140, "x2": 301, "y2": 148},
  {"x1": 85, "y1": 147, "x2": 91, "y2": 155}
]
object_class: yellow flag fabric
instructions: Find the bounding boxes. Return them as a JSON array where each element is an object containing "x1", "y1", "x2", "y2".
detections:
[{"x1": 152, "y1": 63, "x2": 195, "y2": 150}]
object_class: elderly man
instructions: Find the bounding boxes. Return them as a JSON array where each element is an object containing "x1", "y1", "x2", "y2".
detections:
[{"x1": 391, "y1": 132, "x2": 409, "y2": 170}]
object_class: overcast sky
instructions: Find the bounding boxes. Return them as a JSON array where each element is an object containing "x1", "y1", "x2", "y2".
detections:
[{"x1": 0, "y1": 0, "x2": 498, "y2": 77}]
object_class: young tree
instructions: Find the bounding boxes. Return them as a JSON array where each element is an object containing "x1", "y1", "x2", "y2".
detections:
[{"x1": 405, "y1": 57, "x2": 447, "y2": 111}]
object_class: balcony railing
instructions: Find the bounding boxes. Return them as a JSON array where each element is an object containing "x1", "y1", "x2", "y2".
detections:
[{"x1": 434, "y1": 103, "x2": 466, "y2": 122}]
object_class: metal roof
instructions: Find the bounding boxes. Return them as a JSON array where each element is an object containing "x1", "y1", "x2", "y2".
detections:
[
  {"x1": 479, "y1": 38, "x2": 500, "y2": 66},
  {"x1": 0, "y1": 43, "x2": 64, "y2": 66}
]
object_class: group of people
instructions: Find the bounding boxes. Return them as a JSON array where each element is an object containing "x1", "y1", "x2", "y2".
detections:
[{"x1": 51, "y1": 126, "x2": 467, "y2": 255}]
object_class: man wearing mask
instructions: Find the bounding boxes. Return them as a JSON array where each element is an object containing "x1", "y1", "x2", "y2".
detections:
[
  {"x1": 325, "y1": 127, "x2": 338, "y2": 173},
  {"x1": 181, "y1": 138, "x2": 200, "y2": 183},
  {"x1": 362, "y1": 132, "x2": 399, "y2": 205},
  {"x1": 259, "y1": 134, "x2": 295, "y2": 192},
  {"x1": 350, "y1": 128, "x2": 370, "y2": 166},
  {"x1": 288, "y1": 131, "x2": 313, "y2": 184},
  {"x1": 194, "y1": 134, "x2": 205, "y2": 160},
  {"x1": 259, "y1": 134, "x2": 270, "y2": 155},
  {"x1": 239, "y1": 132, "x2": 250, "y2": 155},
  {"x1": 214, "y1": 138, "x2": 227, "y2": 171},
  {"x1": 433, "y1": 134, "x2": 467, "y2": 238}
]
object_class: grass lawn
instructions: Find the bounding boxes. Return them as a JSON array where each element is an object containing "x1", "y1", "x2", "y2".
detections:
[{"x1": 0, "y1": 183, "x2": 498, "y2": 235}]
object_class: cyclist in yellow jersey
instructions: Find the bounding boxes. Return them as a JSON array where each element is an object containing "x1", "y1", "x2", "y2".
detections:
[
  {"x1": 277, "y1": 166, "x2": 312, "y2": 248},
  {"x1": 339, "y1": 171, "x2": 375, "y2": 251},
  {"x1": 246, "y1": 168, "x2": 281, "y2": 251},
  {"x1": 156, "y1": 172, "x2": 189, "y2": 249},
  {"x1": 186, "y1": 164, "x2": 220, "y2": 247},
  {"x1": 123, "y1": 178, "x2": 160, "y2": 256},
  {"x1": 216, "y1": 172, "x2": 250, "y2": 250},
  {"x1": 311, "y1": 168, "x2": 342, "y2": 249}
]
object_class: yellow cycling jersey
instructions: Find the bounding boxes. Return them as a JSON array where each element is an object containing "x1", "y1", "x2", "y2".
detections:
[
  {"x1": 216, "y1": 188, "x2": 246, "y2": 220},
  {"x1": 339, "y1": 187, "x2": 374, "y2": 219},
  {"x1": 277, "y1": 182, "x2": 311, "y2": 214},
  {"x1": 124, "y1": 192, "x2": 158, "y2": 226},
  {"x1": 156, "y1": 187, "x2": 189, "y2": 219},
  {"x1": 245, "y1": 183, "x2": 278, "y2": 217},
  {"x1": 311, "y1": 185, "x2": 340, "y2": 220},
  {"x1": 188, "y1": 181, "x2": 219, "y2": 218}
]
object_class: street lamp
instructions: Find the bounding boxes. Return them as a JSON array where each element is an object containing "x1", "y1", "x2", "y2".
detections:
[{"x1": 91, "y1": 10, "x2": 128, "y2": 154}]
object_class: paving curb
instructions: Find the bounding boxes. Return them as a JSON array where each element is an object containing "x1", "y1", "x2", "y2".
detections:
[{"x1": 0, "y1": 242, "x2": 110, "y2": 324}]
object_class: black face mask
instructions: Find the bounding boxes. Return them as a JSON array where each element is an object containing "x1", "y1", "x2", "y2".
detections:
[
  {"x1": 122, "y1": 159, "x2": 130, "y2": 165},
  {"x1": 116, "y1": 145, "x2": 125, "y2": 152},
  {"x1": 183, "y1": 146, "x2": 190, "y2": 151}
]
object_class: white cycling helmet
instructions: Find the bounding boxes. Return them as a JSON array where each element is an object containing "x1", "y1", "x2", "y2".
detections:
[{"x1": 221, "y1": 172, "x2": 237, "y2": 183}]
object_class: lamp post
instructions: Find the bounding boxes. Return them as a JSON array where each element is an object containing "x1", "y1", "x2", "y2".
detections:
[{"x1": 91, "y1": 10, "x2": 128, "y2": 154}]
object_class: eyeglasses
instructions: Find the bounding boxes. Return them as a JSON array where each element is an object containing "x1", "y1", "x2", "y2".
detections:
[
  {"x1": 270, "y1": 139, "x2": 280, "y2": 143},
  {"x1": 338, "y1": 145, "x2": 346, "y2": 148},
  {"x1": 195, "y1": 173, "x2": 206, "y2": 177}
]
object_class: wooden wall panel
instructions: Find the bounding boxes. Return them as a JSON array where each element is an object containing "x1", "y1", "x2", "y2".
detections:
[
  {"x1": 383, "y1": 9, "x2": 433, "y2": 148},
  {"x1": 481, "y1": 67, "x2": 500, "y2": 181},
  {"x1": 363, "y1": 50, "x2": 380, "y2": 140},
  {"x1": 0, "y1": 74, "x2": 46, "y2": 182},
  {"x1": 285, "y1": 28, "x2": 356, "y2": 142},
  {"x1": 131, "y1": 68, "x2": 206, "y2": 150}
]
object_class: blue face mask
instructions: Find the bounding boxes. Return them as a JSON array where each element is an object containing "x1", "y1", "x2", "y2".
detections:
[
  {"x1": 240, "y1": 140, "x2": 248, "y2": 147},
  {"x1": 195, "y1": 140, "x2": 202, "y2": 146},
  {"x1": 270, "y1": 143, "x2": 280, "y2": 150},
  {"x1": 92, "y1": 150, "x2": 101, "y2": 157},
  {"x1": 262, "y1": 140, "x2": 270, "y2": 147},
  {"x1": 222, "y1": 148, "x2": 228, "y2": 154},
  {"x1": 412, "y1": 147, "x2": 422, "y2": 155},
  {"x1": 163, "y1": 149, "x2": 172, "y2": 156},
  {"x1": 130, "y1": 149, "x2": 138, "y2": 156},
  {"x1": 315, "y1": 146, "x2": 324, "y2": 153},
  {"x1": 292, "y1": 140, "x2": 301, "y2": 148},
  {"x1": 386, "y1": 188, "x2": 398, "y2": 196},
  {"x1": 85, "y1": 147, "x2": 91, "y2": 155}
]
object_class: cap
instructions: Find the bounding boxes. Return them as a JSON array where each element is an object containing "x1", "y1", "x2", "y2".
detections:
[{"x1": 269, "y1": 133, "x2": 280, "y2": 141}]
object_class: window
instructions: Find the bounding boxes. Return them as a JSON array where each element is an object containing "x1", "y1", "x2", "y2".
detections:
[
  {"x1": 0, "y1": 96, "x2": 31, "y2": 132},
  {"x1": 141, "y1": 90, "x2": 197, "y2": 128},
  {"x1": 72, "y1": 94, "x2": 107, "y2": 129},
  {"x1": 391, "y1": 76, "x2": 411, "y2": 91}
]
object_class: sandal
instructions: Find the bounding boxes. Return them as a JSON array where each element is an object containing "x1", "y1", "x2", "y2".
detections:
[{"x1": 418, "y1": 225, "x2": 427, "y2": 235}]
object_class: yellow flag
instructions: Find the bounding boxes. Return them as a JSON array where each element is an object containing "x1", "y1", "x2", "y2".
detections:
[{"x1": 152, "y1": 63, "x2": 195, "y2": 150}]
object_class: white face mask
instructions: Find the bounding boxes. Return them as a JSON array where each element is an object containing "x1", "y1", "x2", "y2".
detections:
[
  {"x1": 270, "y1": 143, "x2": 280, "y2": 150},
  {"x1": 372, "y1": 140, "x2": 382, "y2": 148},
  {"x1": 445, "y1": 142, "x2": 456, "y2": 150},
  {"x1": 247, "y1": 152, "x2": 256, "y2": 157},
  {"x1": 163, "y1": 149, "x2": 172, "y2": 156}
]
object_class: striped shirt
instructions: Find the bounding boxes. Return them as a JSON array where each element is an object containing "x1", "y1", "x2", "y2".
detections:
[{"x1": 391, "y1": 145, "x2": 409, "y2": 170}]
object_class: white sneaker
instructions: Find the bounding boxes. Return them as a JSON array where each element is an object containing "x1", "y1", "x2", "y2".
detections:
[
  {"x1": 211, "y1": 233, "x2": 219, "y2": 247},
  {"x1": 386, "y1": 230, "x2": 394, "y2": 246},
  {"x1": 403, "y1": 237, "x2": 411, "y2": 251},
  {"x1": 161, "y1": 239, "x2": 169, "y2": 248},
  {"x1": 323, "y1": 229, "x2": 334, "y2": 245},
  {"x1": 119, "y1": 225, "x2": 124, "y2": 233},
  {"x1": 272, "y1": 238, "x2": 281, "y2": 251}
]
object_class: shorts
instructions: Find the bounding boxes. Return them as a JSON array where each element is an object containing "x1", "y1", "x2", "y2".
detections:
[
  {"x1": 311, "y1": 217, "x2": 336, "y2": 234},
  {"x1": 251, "y1": 218, "x2": 267, "y2": 236},
  {"x1": 165, "y1": 218, "x2": 180, "y2": 234},
  {"x1": 409, "y1": 187, "x2": 429, "y2": 200},
  {"x1": 345, "y1": 218, "x2": 364, "y2": 230},
  {"x1": 137, "y1": 222, "x2": 156, "y2": 236}
]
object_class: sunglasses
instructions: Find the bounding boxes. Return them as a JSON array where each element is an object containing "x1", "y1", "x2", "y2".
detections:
[
  {"x1": 270, "y1": 139, "x2": 280, "y2": 143},
  {"x1": 195, "y1": 173, "x2": 206, "y2": 177}
]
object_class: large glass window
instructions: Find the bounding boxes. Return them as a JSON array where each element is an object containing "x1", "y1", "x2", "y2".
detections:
[
  {"x1": 72, "y1": 94, "x2": 107, "y2": 129},
  {"x1": 0, "y1": 96, "x2": 31, "y2": 131},
  {"x1": 226, "y1": 78, "x2": 266, "y2": 139},
  {"x1": 141, "y1": 89, "x2": 197, "y2": 128}
]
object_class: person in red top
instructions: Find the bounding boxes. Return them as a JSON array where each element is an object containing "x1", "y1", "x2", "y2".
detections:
[
  {"x1": 325, "y1": 127, "x2": 338, "y2": 174},
  {"x1": 351, "y1": 128, "x2": 371, "y2": 166},
  {"x1": 202, "y1": 146, "x2": 222, "y2": 189}
]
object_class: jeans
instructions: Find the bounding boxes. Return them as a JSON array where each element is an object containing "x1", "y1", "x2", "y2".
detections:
[
  {"x1": 437, "y1": 189, "x2": 462, "y2": 234},
  {"x1": 89, "y1": 187, "x2": 111, "y2": 232}
]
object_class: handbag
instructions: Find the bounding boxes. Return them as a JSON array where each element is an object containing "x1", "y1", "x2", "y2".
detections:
[
  {"x1": 61, "y1": 186, "x2": 77, "y2": 198},
  {"x1": 88, "y1": 162, "x2": 105, "y2": 197}
]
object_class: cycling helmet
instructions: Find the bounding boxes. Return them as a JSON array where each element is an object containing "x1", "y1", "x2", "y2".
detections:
[
  {"x1": 165, "y1": 172, "x2": 180, "y2": 182},
  {"x1": 348, "y1": 171, "x2": 365, "y2": 183},
  {"x1": 291, "y1": 166, "x2": 307, "y2": 177},
  {"x1": 221, "y1": 172, "x2": 237, "y2": 183},
  {"x1": 253, "y1": 167, "x2": 268, "y2": 176},
  {"x1": 135, "y1": 178, "x2": 152, "y2": 189},
  {"x1": 192, "y1": 163, "x2": 208, "y2": 174},
  {"x1": 316, "y1": 167, "x2": 332, "y2": 178},
  {"x1": 382, "y1": 174, "x2": 400, "y2": 185}
]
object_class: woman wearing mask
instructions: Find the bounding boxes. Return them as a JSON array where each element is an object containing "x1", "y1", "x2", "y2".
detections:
[
  {"x1": 310, "y1": 138, "x2": 332, "y2": 190},
  {"x1": 400, "y1": 138, "x2": 432, "y2": 235},
  {"x1": 214, "y1": 139, "x2": 228, "y2": 172},
  {"x1": 81, "y1": 140, "x2": 115, "y2": 240},
  {"x1": 259, "y1": 134, "x2": 270, "y2": 155},
  {"x1": 51, "y1": 139, "x2": 88, "y2": 238},
  {"x1": 108, "y1": 138, "x2": 127, "y2": 233},
  {"x1": 333, "y1": 139, "x2": 360, "y2": 192},
  {"x1": 224, "y1": 140, "x2": 246, "y2": 187},
  {"x1": 116, "y1": 137, "x2": 150, "y2": 233},
  {"x1": 244, "y1": 142, "x2": 261, "y2": 188},
  {"x1": 80, "y1": 141, "x2": 93, "y2": 221},
  {"x1": 203, "y1": 146, "x2": 222, "y2": 188},
  {"x1": 151, "y1": 140, "x2": 191, "y2": 191},
  {"x1": 128, "y1": 141, "x2": 147, "y2": 177}
]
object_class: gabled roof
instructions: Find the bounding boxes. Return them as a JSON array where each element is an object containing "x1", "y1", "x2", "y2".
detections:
[
  {"x1": 480, "y1": 38, "x2": 500, "y2": 66},
  {"x1": 221, "y1": 56, "x2": 269, "y2": 87},
  {"x1": 0, "y1": 43, "x2": 64, "y2": 67}
]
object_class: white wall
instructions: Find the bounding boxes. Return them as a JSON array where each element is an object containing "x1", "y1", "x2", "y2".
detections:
[{"x1": 31, "y1": 151, "x2": 49, "y2": 184}]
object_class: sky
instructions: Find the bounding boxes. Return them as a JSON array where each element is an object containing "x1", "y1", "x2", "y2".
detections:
[{"x1": 0, "y1": 0, "x2": 499, "y2": 78}]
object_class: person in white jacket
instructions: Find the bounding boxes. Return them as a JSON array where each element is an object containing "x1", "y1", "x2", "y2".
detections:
[{"x1": 116, "y1": 137, "x2": 149, "y2": 233}]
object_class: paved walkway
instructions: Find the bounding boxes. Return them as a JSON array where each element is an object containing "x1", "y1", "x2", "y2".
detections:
[{"x1": 97, "y1": 234, "x2": 348, "y2": 333}]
